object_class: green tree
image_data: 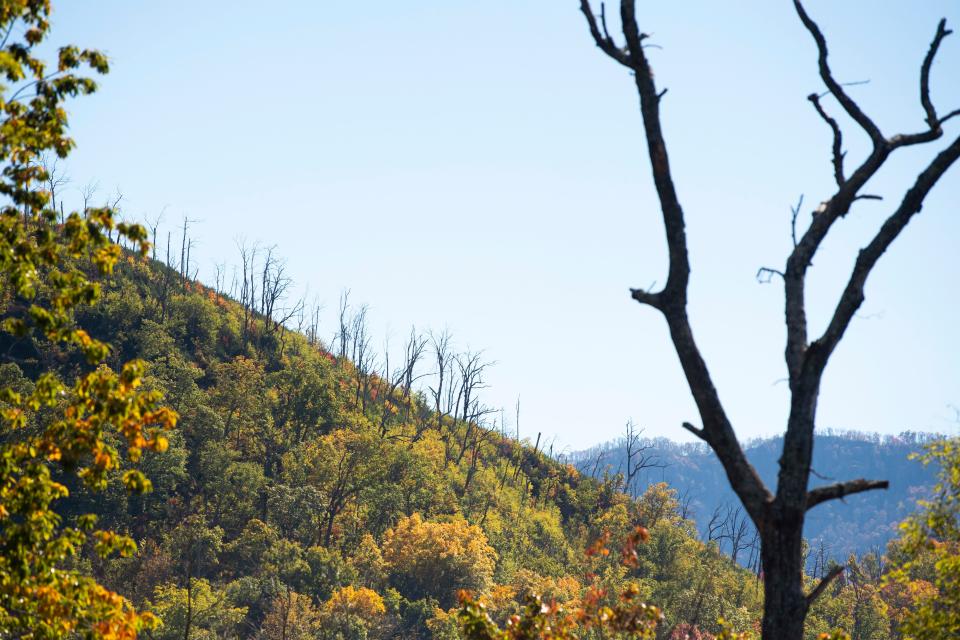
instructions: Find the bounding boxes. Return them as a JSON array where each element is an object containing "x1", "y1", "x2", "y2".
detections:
[
  {"x1": 283, "y1": 428, "x2": 384, "y2": 548},
  {"x1": 209, "y1": 356, "x2": 269, "y2": 454},
  {"x1": 0, "y1": 1, "x2": 174, "y2": 636},
  {"x1": 162, "y1": 515, "x2": 224, "y2": 640},
  {"x1": 150, "y1": 579, "x2": 246, "y2": 640}
]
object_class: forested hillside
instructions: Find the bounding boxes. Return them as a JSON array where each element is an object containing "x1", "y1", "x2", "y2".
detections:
[
  {"x1": 573, "y1": 431, "x2": 937, "y2": 565},
  {"x1": 2, "y1": 247, "x2": 949, "y2": 639},
  {"x1": 2, "y1": 253, "x2": 776, "y2": 639}
]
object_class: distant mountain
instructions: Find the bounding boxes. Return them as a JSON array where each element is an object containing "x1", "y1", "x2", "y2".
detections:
[{"x1": 570, "y1": 430, "x2": 938, "y2": 565}]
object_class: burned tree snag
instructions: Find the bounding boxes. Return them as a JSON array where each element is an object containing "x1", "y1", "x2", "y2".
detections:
[{"x1": 579, "y1": 1, "x2": 960, "y2": 638}]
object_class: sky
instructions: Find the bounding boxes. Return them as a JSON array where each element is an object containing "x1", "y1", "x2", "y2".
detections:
[{"x1": 44, "y1": 1, "x2": 960, "y2": 451}]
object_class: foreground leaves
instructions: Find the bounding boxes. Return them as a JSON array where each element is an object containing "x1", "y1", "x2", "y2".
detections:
[{"x1": 0, "y1": 0, "x2": 174, "y2": 636}]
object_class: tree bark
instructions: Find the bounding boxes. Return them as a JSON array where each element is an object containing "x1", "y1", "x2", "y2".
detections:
[{"x1": 760, "y1": 512, "x2": 806, "y2": 640}]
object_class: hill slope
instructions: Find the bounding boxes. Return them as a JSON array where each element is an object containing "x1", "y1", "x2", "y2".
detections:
[{"x1": 0, "y1": 254, "x2": 771, "y2": 639}]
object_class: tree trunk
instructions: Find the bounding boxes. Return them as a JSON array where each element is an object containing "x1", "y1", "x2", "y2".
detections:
[{"x1": 760, "y1": 518, "x2": 807, "y2": 640}]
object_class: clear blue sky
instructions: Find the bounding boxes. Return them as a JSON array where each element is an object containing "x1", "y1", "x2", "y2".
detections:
[{"x1": 48, "y1": 1, "x2": 960, "y2": 450}]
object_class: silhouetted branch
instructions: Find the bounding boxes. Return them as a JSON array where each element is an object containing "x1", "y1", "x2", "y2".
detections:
[
  {"x1": 808, "y1": 93, "x2": 845, "y2": 185},
  {"x1": 581, "y1": 0, "x2": 770, "y2": 520},
  {"x1": 806, "y1": 565, "x2": 844, "y2": 605},
  {"x1": 793, "y1": 0, "x2": 884, "y2": 146},
  {"x1": 806, "y1": 478, "x2": 889, "y2": 511}
]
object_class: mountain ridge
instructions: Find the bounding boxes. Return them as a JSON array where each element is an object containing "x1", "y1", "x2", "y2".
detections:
[{"x1": 570, "y1": 429, "x2": 938, "y2": 565}]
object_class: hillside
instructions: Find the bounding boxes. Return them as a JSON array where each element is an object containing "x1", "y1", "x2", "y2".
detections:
[
  {"x1": 0, "y1": 241, "x2": 951, "y2": 640},
  {"x1": 0, "y1": 253, "x2": 778, "y2": 639},
  {"x1": 572, "y1": 432, "x2": 936, "y2": 568}
]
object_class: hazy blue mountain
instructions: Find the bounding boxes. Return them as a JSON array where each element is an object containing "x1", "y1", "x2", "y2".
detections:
[{"x1": 570, "y1": 430, "x2": 937, "y2": 565}]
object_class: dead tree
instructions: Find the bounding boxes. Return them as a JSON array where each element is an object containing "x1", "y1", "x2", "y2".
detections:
[
  {"x1": 159, "y1": 230, "x2": 176, "y2": 323},
  {"x1": 258, "y1": 246, "x2": 300, "y2": 343},
  {"x1": 213, "y1": 262, "x2": 225, "y2": 299},
  {"x1": 80, "y1": 180, "x2": 98, "y2": 212},
  {"x1": 579, "y1": 2, "x2": 960, "y2": 638},
  {"x1": 259, "y1": 247, "x2": 288, "y2": 331},
  {"x1": 454, "y1": 351, "x2": 492, "y2": 464},
  {"x1": 40, "y1": 154, "x2": 69, "y2": 221},
  {"x1": 400, "y1": 327, "x2": 429, "y2": 401},
  {"x1": 746, "y1": 528, "x2": 762, "y2": 578},
  {"x1": 622, "y1": 419, "x2": 662, "y2": 497},
  {"x1": 179, "y1": 216, "x2": 193, "y2": 285},
  {"x1": 811, "y1": 538, "x2": 832, "y2": 581},
  {"x1": 705, "y1": 504, "x2": 726, "y2": 547},
  {"x1": 238, "y1": 241, "x2": 258, "y2": 345},
  {"x1": 335, "y1": 290, "x2": 351, "y2": 360},
  {"x1": 677, "y1": 487, "x2": 694, "y2": 521},
  {"x1": 378, "y1": 327, "x2": 428, "y2": 437},
  {"x1": 428, "y1": 330, "x2": 453, "y2": 432},
  {"x1": 145, "y1": 209, "x2": 165, "y2": 262},
  {"x1": 349, "y1": 305, "x2": 374, "y2": 410},
  {"x1": 305, "y1": 297, "x2": 324, "y2": 348},
  {"x1": 722, "y1": 505, "x2": 752, "y2": 565}
]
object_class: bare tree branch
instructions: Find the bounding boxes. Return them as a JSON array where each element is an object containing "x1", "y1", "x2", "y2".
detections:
[
  {"x1": 582, "y1": 0, "x2": 771, "y2": 520},
  {"x1": 579, "y1": 1, "x2": 631, "y2": 66},
  {"x1": 793, "y1": 0, "x2": 884, "y2": 146},
  {"x1": 806, "y1": 478, "x2": 890, "y2": 511},
  {"x1": 808, "y1": 93, "x2": 845, "y2": 185},
  {"x1": 806, "y1": 565, "x2": 844, "y2": 605},
  {"x1": 922, "y1": 20, "x2": 952, "y2": 126},
  {"x1": 890, "y1": 19, "x2": 955, "y2": 148},
  {"x1": 809, "y1": 133, "x2": 960, "y2": 373}
]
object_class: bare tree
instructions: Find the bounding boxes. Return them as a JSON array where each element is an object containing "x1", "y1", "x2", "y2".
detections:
[
  {"x1": 350, "y1": 305, "x2": 375, "y2": 410},
  {"x1": 746, "y1": 528, "x2": 762, "y2": 578},
  {"x1": 144, "y1": 208, "x2": 166, "y2": 262},
  {"x1": 461, "y1": 418, "x2": 494, "y2": 497},
  {"x1": 334, "y1": 289, "x2": 351, "y2": 360},
  {"x1": 213, "y1": 262, "x2": 226, "y2": 298},
  {"x1": 258, "y1": 246, "x2": 301, "y2": 343},
  {"x1": 158, "y1": 230, "x2": 176, "y2": 323},
  {"x1": 454, "y1": 351, "x2": 492, "y2": 465},
  {"x1": 238, "y1": 240, "x2": 258, "y2": 345},
  {"x1": 621, "y1": 419, "x2": 663, "y2": 498},
  {"x1": 427, "y1": 329, "x2": 453, "y2": 432},
  {"x1": 179, "y1": 216, "x2": 190, "y2": 283},
  {"x1": 811, "y1": 537, "x2": 832, "y2": 581},
  {"x1": 399, "y1": 327, "x2": 429, "y2": 401},
  {"x1": 677, "y1": 486, "x2": 695, "y2": 521},
  {"x1": 304, "y1": 296, "x2": 325, "y2": 349},
  {"x1": 722, "y1": 505, "x2": 752, "y2": 566},
  {"x1": 377, "y1": 326, "x2": 428, "y2": 438},
  {"x1": 705, "y1": 504, "x2": 726, "y2": 546},
  {"x1": 579, "y1": 2, "x2": 960, "y2": 637},
  {"x1": 80, "y1": 180, "x2": 98, "y2": 212},
  {"x1": 40, "y1": 154, "x2": 69, "y2": 221}
]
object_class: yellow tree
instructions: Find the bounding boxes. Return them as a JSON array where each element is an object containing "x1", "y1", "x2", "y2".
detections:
[
  {"x1": 260, "y1": 589, "x2": 323, "y2": 640},
  {"x1": 885, "y1": 437, "x2": 960, "y2": 638},
  {"x1": 0, "y1": 1, "x2": 175, "y2": 636},
  {"x1": 382, "y1": 513, "x2": 497, "y2": 607}
]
